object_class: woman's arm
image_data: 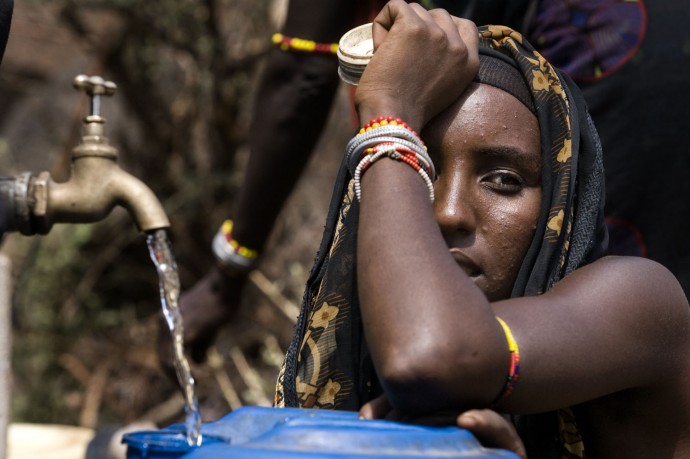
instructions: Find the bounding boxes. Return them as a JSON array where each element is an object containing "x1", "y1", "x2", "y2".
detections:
[
  {"x1": 359, "y1": 134, "x2": 690, "y2": 417},
  {"x1": 354, "y1": 0, "x2": 507, "y2": 415}
]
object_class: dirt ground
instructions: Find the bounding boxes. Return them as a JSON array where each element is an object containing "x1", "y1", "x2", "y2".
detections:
[{"x1": 0, "y1": 0, "x2": 352, "y2": 431}]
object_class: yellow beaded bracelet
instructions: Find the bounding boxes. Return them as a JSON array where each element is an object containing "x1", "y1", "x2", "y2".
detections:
[
  {"x1": 272, "y1": 33, "x2": 339, "y2": 55},
  {"x1": 220, "y1": 219, "x2": 259, "y2": 260},
  {"x1": 493, "y1": 316, "x2": 521, "y2": 403}
]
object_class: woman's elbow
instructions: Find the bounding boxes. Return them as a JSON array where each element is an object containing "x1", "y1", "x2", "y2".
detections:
[{"x1": 374, "y1": 342, "x2": 502, "y2": 413}]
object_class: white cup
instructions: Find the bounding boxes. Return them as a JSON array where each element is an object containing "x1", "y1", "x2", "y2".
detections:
[{"x1": 337, "y1": 23, "x2": 374, "y2": 86}]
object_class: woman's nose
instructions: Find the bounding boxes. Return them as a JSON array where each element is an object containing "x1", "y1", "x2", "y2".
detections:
[{"x1": 433, "y1": 176, "x2": 477, "y2": 236}]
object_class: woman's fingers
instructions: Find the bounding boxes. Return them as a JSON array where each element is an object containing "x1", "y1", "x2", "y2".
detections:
[
  {"x1": 372, "y1": 0, "x2": 411, "y2": 48},
  {"x1": 456, "y1": 410, "x2": 527, "y2": 459},
  {"x1": 357, "y1": 0, "x2": 479, "y2": 131},
  {"x1": 426, "y1": 9, "x2": 479, "y2": 75},
  {"x1": 361, "y1": 396, "x2": 525, "y2": 457},
  {"x1": 358, "y1": 394, "x2": 393, "y2": 419}
]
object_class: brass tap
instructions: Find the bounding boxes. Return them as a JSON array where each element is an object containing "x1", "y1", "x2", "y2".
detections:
[{"x1": 0, "y1": 75, "x2": 170, "y2": 235}]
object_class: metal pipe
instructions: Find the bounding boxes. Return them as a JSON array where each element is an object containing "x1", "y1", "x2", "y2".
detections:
[
  {"x1": 30, "y1": 122, "x2": 170, "y2": 233},
  {"x1": 0, "y1": 75, "x2": 170, "y2": 235}
]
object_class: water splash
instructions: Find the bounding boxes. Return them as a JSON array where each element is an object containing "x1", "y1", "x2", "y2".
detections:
[{"x1": 147, "y1": 229, "x2": 202, "y2": 447}]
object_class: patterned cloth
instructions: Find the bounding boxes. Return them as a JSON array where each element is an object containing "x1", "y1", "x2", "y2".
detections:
[
  {"x1": 531, "y1": 0, "x2": 646, "y2": 82},
  {"x1": 275, "y1": 24, "x2": 607, "y2": 459}
]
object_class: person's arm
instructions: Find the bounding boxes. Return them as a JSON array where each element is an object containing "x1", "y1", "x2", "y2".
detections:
[
  {"x1": 230, "y1": 0, "x2": 359, "y2": 249},
  {"x1": 353, "y1": 0, "x2": 502, "y2": 414},
  {"x1": 168, "y1": 0, "x2": 365, "y2": 368},
  {"x1": 354, "y1": 0, "x2": 690, "y2": 416}
]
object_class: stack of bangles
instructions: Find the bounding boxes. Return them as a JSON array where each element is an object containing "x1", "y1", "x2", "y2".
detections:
[{"x1": 346, "y1": 116, "x2": 436, "y2": 202}]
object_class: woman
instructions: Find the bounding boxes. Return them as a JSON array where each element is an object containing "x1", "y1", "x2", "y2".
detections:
[{"x1": 275, "y1": 1, "x2": 690, "y2": 457}]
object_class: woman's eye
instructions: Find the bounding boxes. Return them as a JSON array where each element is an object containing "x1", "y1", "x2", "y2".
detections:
[{"x1": 483, "y1": 172, "x2": 525, "y2": 193}]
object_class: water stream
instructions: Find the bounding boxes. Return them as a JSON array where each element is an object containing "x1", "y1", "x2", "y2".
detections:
[{"x1": 147, "y1": 229, "x2": 202, "y2": 447}]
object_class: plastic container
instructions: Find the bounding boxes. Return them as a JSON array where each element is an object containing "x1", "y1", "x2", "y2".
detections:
[
  {"x1": 337, "y1": 23, "x2": 374, "y2": 86},
  {"x1": 123, "y1": 406, "x2": 520, "y2": 459}
]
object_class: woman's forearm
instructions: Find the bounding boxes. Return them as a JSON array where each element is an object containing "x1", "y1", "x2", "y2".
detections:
[{"x1": 357, "y1": 159, "x2": 506, "y2": 414}]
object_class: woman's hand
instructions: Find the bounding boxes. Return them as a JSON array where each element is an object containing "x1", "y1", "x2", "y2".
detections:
[
  {"x1": 355, "y1": 0, "x2": 479, "y2": 132},
  {"x1": 456, "y1": 410, "x2": 527, "y2": 459},
  {"x1": 359, "y1": 395, "x2": 526, "y2": 459}
]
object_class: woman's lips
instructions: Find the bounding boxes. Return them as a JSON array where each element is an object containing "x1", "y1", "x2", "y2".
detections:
[{"x1": 449, "y1": 248, "x2": 481, "y2": 277}]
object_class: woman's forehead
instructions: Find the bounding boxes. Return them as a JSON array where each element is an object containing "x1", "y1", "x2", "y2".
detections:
[{"x1": 425, "y1": 83, "x2": 541, "y2": 157}]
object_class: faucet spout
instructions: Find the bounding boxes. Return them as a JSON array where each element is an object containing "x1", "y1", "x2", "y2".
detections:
[
  {"x1": 0, "y1": 75, "x2": 170, "y2": 236},
  {"x1": 34, "y1": 160, "x2": 170, "y2": 234},
  {"x1": 30, "y1": 114, "x2": 170, "y2": 234}
]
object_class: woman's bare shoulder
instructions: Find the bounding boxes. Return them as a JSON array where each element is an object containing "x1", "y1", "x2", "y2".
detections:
[
  {"x1": 557, "y1": 255, "x2": 690, "y2": 339},
  {"x1": 582, "y1": 255, "x2": 686, "y2": 301}
]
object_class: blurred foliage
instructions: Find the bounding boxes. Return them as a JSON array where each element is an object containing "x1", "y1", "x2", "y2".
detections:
[{"x1": 7, "y1": 0, "x2": 280, "y2": 426}]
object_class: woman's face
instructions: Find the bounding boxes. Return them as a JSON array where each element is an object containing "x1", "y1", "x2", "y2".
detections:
[{"x1": 425, "y1": 83, "x2": 542, "y2": 301}]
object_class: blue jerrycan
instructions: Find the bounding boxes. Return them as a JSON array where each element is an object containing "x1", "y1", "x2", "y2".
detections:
[{"x1": 122, "y1": 405, "x2": 520, "y2": 458}]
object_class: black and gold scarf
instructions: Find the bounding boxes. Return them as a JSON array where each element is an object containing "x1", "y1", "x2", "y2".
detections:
[{"x1": 275, "y1": 25, "x2": 607, "y2": 459}]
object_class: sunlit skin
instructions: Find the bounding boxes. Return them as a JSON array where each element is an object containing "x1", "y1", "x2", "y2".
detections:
[{"x1": 424, "y1": 83, "x2": 541, "y2": 302}]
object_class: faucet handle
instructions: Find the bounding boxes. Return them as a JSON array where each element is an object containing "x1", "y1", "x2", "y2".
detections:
[
  {"x1": 73, "y1": 75, "x2": 117, "y2": 96},
  {"x1": 73, "y1": 75, "x2": 117, "y2": 118}
]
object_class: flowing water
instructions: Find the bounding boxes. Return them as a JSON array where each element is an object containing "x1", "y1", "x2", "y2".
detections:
[{"x1": 147, "y1": 229, "x2": 202, "y2": 447}]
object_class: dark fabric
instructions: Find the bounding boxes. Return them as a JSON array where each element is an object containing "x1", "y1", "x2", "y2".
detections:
[
  {"x1": 0, "y1": 0, "x2": 12, "y2": 66},
  {"x1": 431, "y1": 0, "x2": 539, "y2": 33},
  {"x1": 275, "y1": 22, "x2": 606, "y2": 459},
  {"x1": 574, "y1": 1, "x2": 690, "y2": 300},
  {"x1": 475, "y1": 50, "x2": 536, "y2": 115}
]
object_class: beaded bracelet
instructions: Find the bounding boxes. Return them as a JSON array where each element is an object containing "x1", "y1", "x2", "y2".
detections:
[
  {"x1": 367, "y1": 142, "x2": 434, "y2": 179},
  {"x1": 347, "y1": 117, "x2": 436, "y2": 202},
  {"x1": 353, "y1": 142, "x2": 435, "y2": 202},
  {"x1": 346, "y1": 127, "x2": 435, "y2": 180},
  {"x1": 359, "y1": 116, "x2": 423, "y2": 142},
  {"x1": 272, "y1": 33, "x2": 339, "y2": 55},
  {"x1": 348, "y1": 127, "x2": 427, "y2": 159},
  {"x1": 348, "y1": 136, "x2": 434, "y2": 181},
  {"x1": 492, "y1": 317, "x2": 521, "y2": 404},
  {"x1": 211, "y1": 219, "x2": 260, "y2": 271}
]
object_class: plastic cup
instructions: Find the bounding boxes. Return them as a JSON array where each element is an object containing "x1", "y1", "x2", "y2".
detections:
[{"x1": 337, "y1": 23, "x2": 374, "y2": 86}]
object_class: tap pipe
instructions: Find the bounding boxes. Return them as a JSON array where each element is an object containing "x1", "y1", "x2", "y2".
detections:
[
  {"x1": 32, "y1": 157, "x2": 171, "y2": 234},
  {"x1": 0, "y1": 75, "x2": 170, "y2": 235},
  {"x1": 31, "y1": 116, "x2": 170, "y2": 233}
]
